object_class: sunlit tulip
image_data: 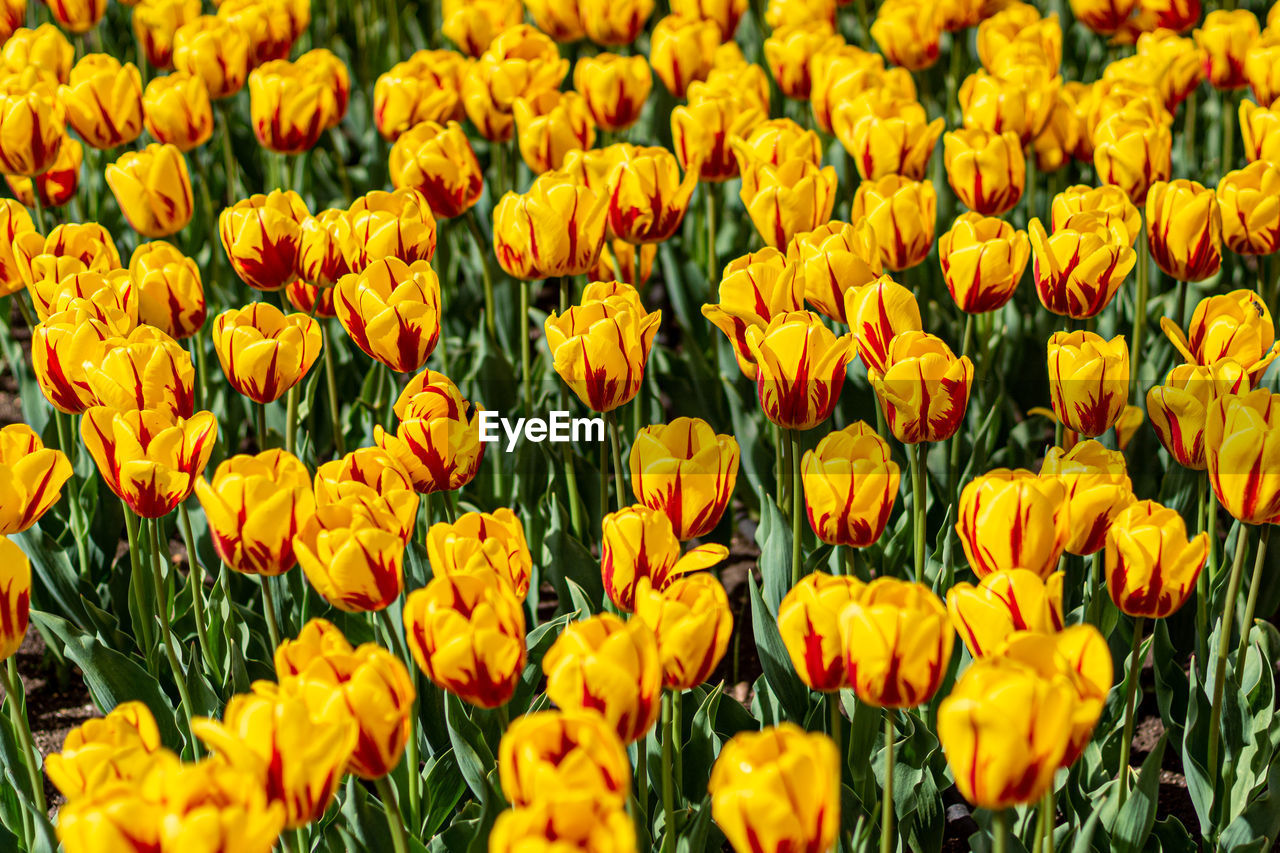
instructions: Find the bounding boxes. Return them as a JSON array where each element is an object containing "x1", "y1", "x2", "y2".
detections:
[
  {"x1": 543, "y1": 613, "x2": 661, "y2": 743},
  {"x1": 0, "y1": 539, "x2": 27, "y2": 660},
  {"x1": 833, "y1": 90, "x2": 943, "y2": 182},
  {"x1": 127, "y1": 241, "x2": 204, "y2": 339},
  {"x1": 544, "y1": 288, "x2": 661, "y2": 414},
  {"x1": 84, "y1": 325, "x2": 193, "y2": 417},
  {"x1": 747, "y1": 310, "x2": 856, "y2": 431},
  {"x1": 1106, "y1": 499, "x2": 1208, "y2": 616},
  {"x1": 314, "y1": 447, "x2": 419, "y2": 544},
  {"x1": 345, "y1": 187, "x2": 437, "y2": 272},
  {"x1": 512, "y1": 90, "x2": 595, "y2": 173},
  {"x1": 461, "y1": 25, "x2": 568, "y2": 142},
  {"x1": 777, "y1": 572, "x2": 864, "y2": 691},
  {"x1": 811, "y1": 46, "x2": 913, "y2": 134},
  {"x1": 779, "y1": 221, "x2": 881, "y2": 324},
  {"x1": 18, "y1": 222, "x2": 125, "y2": 304},
  {"x1": 44, "y1": 701, "x2": 167, "y2": 800},
  {"x1": 580, "y1": 0, "x2": 655, "y2": 45},
  {"x1": 737, "y1": 158, "x2": 839, "y2": 250},
  {"x1": 1032, "y1": 86, "x2": 1081, "y2": 173},
  {"x1": 701, "y1": 248, "x2": 803, "y2": 379},
  {"x1": 375, "y1": 371, "x2": 485, "y2": 494},
  {"x1": 629, "y1": 418, "x2": 738, "y2": 541},
  {"x1": 1, "y1": 24, "x2": 74, "y2": 83},
  {"x1": 939, "y1": 213, "x2": 1029, "y2": 314},
  {"x1": 1147, "y1": 361, "x2": 1248, "y2": 470},
  {"x1": 295, "y1": 49, "x2": 349, "y2": 128},
  {"x1": 217, "y1": 0, "x2": 300, "y2": 65},
  {"x1": 591, "y1": 239, "x2": 657, "y2": 288},
  {"x1": 1048, "y1": 330, "x2": 1130, "y2": 438},
  {"x1": 46, "y1": 0, "x2": 105, "y2": 32},
  {"x1": 649, "y1": 14, "x2": 718, "y2": 98},
  {"x1": 671, "y1": 90, "x2": 762, "y2": 183},
  {"x1": 1092, "y1": 113, "x2": 1172, "y2": 203},
  {"x1": 374, "y1": 51, "x2": 469, "y2": 140},
  {"x1": 843, "y1": 275, "x2": 922, "y2": 375},
  {"x1": 59, "y1": 54, "x2": 142, "y2": 150},
  {"x1": 219, "y1": 190, "x2": 310, "y2": 291},
  {"x1": 1070, "y1": 0, "x2": 1137, "y2": 35},
  {"x1": 494, "y1": 171, "x2": 607, "y2": 279},
  {"x1": 0, "y1": 200, "x2": 34, "y2": 297},
  {"x1": 498, "y1": 710, "x2": 631, "y2": 808},
  {"x1": 294, "y1": 210, "x2": 351, "y2": 291},
  {"x1": 140, "y1": 72, "x2": 213, "y2": 152},
  {"x1": 850, "y1": 175, "x2": 937, "y2": 271},
  {"x1": 957, "y1": 469, "x2": 1069, "y2": 579},
  {"x1": 872, "y1": 0, "x2": 942, "y2": 69},
  {"x1": 977, "y1": 5, "x2": 1062, "y2": 74},
  {"x1": 573, "y1": 53, "x2": 651, "y2": 133},
  {"x1": 1245, "y1": 36, "x2": 1280, "y2": 111},
  {"x1": 1050, "y1": 183, "x2": 1141, "y2": 243},
  {"x1": 561, "y1": 145, "x2": 625, "y2": 196},
  {"x1": 333, "y1": 257, "x2": 441, "y2": 373},
  {"x1": 709, "y1": 724, "x2": 840, "y2": 853},
  {"x1": 80, "y1": 405, "x2": 217, "y2": 518},
  {"x1": 842, "y1": 578, "x2": 953, "y2": 708},
  {"x1": 1216, "y1": 160, "x2": 1280, "y2": 255},
  {"x1": 1041, "y1": 440, "x2": 1134, "y2": 556},
  {"x1": 800, "y1": 423, "x2": 899, "y2": 548},
  {"x1": 422, "y1": 510, "x2": 531, "y2": 600},
  {"x1": 1194, "y1": 10, "x2": 1259, "y2": 90},
  {"x1": 132, "y1": 0, "x2": 201, "y2": 70},
  {"x1": 672, "y1": 0, "x2": 746, "y2": 38},
  {"x1": 490, "y1": 800, "x2": 637, "y2": 853},
  {"x1": 763, "y1": 22, "x2": 841, "y2": 100},
  {"x1": 193, "y1": 682, "x2": 356, "y2": 830},
  {"x1": 211, "y1": 303, "x2": 320, "y2": 404},
  {"x1": 388, "y1": 121, "x2": 482, "y2": 219},
  {"x1": 764, "y1": 0, "x2": 834, "y2": 28},
  {"x1": 604, "y1": 145, "x2": 697, "y2": 245},
  {"x1": 293, "y1": 500, "x2": 404, "y2": 612},
  {"x1": 172, "y1": 15, "x2": 250, "y2": 99},
  {"x1": 1029, "y1": 212, "x2": 1136, "y2": 319},
  {"x1": 274, "y1": 619, "x2": 415, "y2": 780},
  {"x1": 105, "y1": 143, "x2": 193, "y2": 238},
  {"x1": 959, "y1": 70, "x2": 1033, "y2": 142},
  {"x1": 1129, "y1": 29, "x2": 1203, "y2": 107},
  {"x1": 441, "y1": 0, "x2": 521, "y2": 56},
  {"x1": 522, "y1": 0, "x2": 584, "y2": 41},
  {"x1": 1205, "y1": 389, "x2": 1280, "y2": 525},
  {"x1": 947, "y1": 568, "x2": 1065, "y2": 658},
  {"x1": 0, "y1": 71, "x2": 64, "y2": 177},
  {"x1": 1162, "y1": 290, "x2": 1280, "y2": 386},
  {"x1": 247, "y1": 60, "x2": 337, "y2": 154},
  {"x1": 634, "y1": 573, "x2": 733, "y2": 689},
  {"x1": 0, "y1": 425, "x2": 70, "y2": 536},
  {"x1": 1146, "y1": 179, "x2": 1222, "y2": 282},
  {"x1": 944, "y1": 129, "x2": 1025, "y2": 216},
  {"x1": 30, "y1": 312, "x2": 125, "y2": 414},
  {"x1": 870, "y1": 331, "x2": 973, "y2": 444},
  {"x1": 600, "y1": 504, "x2": 727, "y2": 611},
  {"x1": 5, "y1": 135, "x2": 80, "y2": 209}
]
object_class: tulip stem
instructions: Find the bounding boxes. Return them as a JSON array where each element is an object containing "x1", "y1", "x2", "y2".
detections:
[
  {"x1": 948, "y1": 314, "x2": 975, "y2": 505},
  {"x1": 1041, "y1": 789, "x2": 1056, "y2": 853},
  {"x1": 1117, "y1": 616, "x2": 1145, "y2": 809},
  {"x1": 55, "y1": 411, "x2": 91, "y2": 579},
  {"x1": 285, "y1": 384, "x2": 299, "y2": 456},
  {"x1": 607, "y1": 411, "x2": 626, "y2": 513},
  {"x1": 148, "y1": 516, "x2": 200, "y2": 757},
  {"x1": 219, "y1": 101, "x2": 239, "y2": 206},
  {"x1": 1195, "y1": 473, "x2": 1211, "y2": 671},
  {"x1": 881, "y1": 710, "x2": 894, "y2": 853},
  {"x1": 909, "y1": 442, "x2": 927, "y2": 584},
  {"x1": 829, "y1": 692, "x2": 843, "y2": 793},
  {"x1": 1233, "y1": 525, "x2": 1271, "y2": 681},
  {"x1": 1221, "y1": 89, "x2": 1235, "y2": 175},
  {"x1": 790, "y1": 430, "x2": 803, "y2": 587},
  {"x1": 30, "y1": 183, "x2": 47, "y2": 233},
  {"x1": 520, "y1": 281, "x2": 532, "y2": 412},
  {"x1": 636, "y1": 728, "x2": 650, "y2": 838},
  {"x1": 123, "y1": 506, "x2": 157, "y2": 660},
  {"x1": 1130, "y1": 217, "x2": 1149, "y2": 403},
  {"x1": 376, "y1": 608, "x2": 422, "y2": 830},
  {"x1": 4, "y1": 657, "x2": 46, "y2": 839},
  {"x1": 1087, "y1": 551, "x2": 1104, "y2": 628},
  {"x1": 660, "y1": 692, "x2": 676, "y2": 853},
  {"x1": 992, "y1": 810, "x2": 1010, "y2": 853},
  {"x1": 177, "y1": 503, "x2": 217, "y2": 685},
  {"x1": 259, "y1": 574, "x2": 282, "y2": 653},
  {"x1": 374, "y1": 774, "x2": 410, "y2": 853},
  {"x1": 256, "y1": 402, "x2": 268, "y2": 452},
  {"x1": 705, "y1": 184, "x2": 718, "y2": 287},
  {"x1": 321, "y1": 324, "x2": 346, "y2": 455},
  {"x1": 1208, "y1": 523, "x2": 1251, "y2": 778},
  {"x1": 463, "y1": 210, "x2": 497, "y2": 342}
]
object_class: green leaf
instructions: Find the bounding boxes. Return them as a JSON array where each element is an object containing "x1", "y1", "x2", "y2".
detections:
[
  {"x1": 1109, "y1": 731, "x2": 1166, "y2": 853},
  {"x1": 421, "y1": 749, "x2": 467, "y2": 839},
  {"x1": 755, "y1": 497, "x2": 791, "y2": 614},
  {"x1": 443, "y1": 692, "x2": 498, "y2": 803},
  {"x1": 746, "y1": 573, "x2": 809, "y2": 722}
]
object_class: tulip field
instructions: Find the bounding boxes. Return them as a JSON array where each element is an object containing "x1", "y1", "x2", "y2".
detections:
[{"x1": 5, "y1": 0, "x2": 1280, "y2": 850}]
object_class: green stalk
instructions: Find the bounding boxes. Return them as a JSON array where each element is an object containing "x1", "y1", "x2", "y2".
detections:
[
  {"x1": 256, "y1": 402, "x2": 268, "y2": 452},
  {"x1": 177, "y1": 502, "x2": 217, "y2": 683},
  {"x1": 519, "y1": 280, "x2": 532, "y2": 412},
  {"x1": 1221, "y1": 88, "x2": 1235, "y2": 175},
  {"x1": 321, "y1": 324, "x2": 345, "y2": 455},
  {"x1": 910, "y1": 442, "x2": 928, "y2": 584},
  {"x1": 1184, "y1": 89, "x2": 1198, "y2": 178},
  {"x1": 635, "y1": 728, "x2": 650, "y2": 839},
  {"x1": 992, "y1": 810, "x2": 1010, "y2": 853},
  {"x1": 259, "y1": 573, "x2": 282, "y2": 652},
  {"x1": 4, "y1": 657, "x2": 45, "y2": 843},
  {"x1": 672, "y1": 690, "x2": 683, "y2": 789},
  {"x1": 284, "y1": 383, "x2": 299, "y2": 456},
  {"x1": 948, "y1": 313, "x2": 975, "y2": 504},
  {"x1": 1025, "y1": 152, "x2": 1037, "y2": 226},
  {"x1": 1130, "y1": 216, "x2": 1149, "y2": 402},
  {"x1": 660, "y1": 692, "x2": 676, "y2": 853},
  {"x1": 123, "y1": 505, "x2": 156, "y2": 659},
  {"x1": 790, "y1": 429, "x2": 803, "y2": 588},
  {"x1": 608, "y1": 411, "x2": 626, "y2": 513},
  {"x1": 373, "y1": 775, "x2": 410, "y2": 853},
  {"x1": 148, "y1": 516, "x2": 199, "y2": 755},
  {"x1": 705, "y1": 184, "x2": 718, "y2": 287},
  {"x1": 1087, "y1": 551, "x2": 1104, "y2": 628},
  {"x1": 1195, "y1": 473, "x2": 1210, "y2": 671},
  {"x1": 1117, "y1": 616, "x2": 1145, "y2": 809},
  {"x1": 1207, "y1": 524, "x2": 1251, "y2": 778},
  {"x1": 55, "y1": 411, "x2": 91, "y2": 579},
  {"x1": 30, "y1": 178, "x2": 48, "y2": 232},
  {"x1": 829, "y1": 692, "x2": 843, "y2": 794},
  {"x1": 376, "y1": 608, "x2": 421, "y2": 833},
  {"x1": 219, "y1": 101, "x2": 239, "y2": 205},
  {"x1": 600, "y1": 439, "x2": 610, "y2": 527},
  {"x1": 464, "y1": 210, "x2": 497, "y2": 342},
  {"x1": 1040, "y1": 789, "x2": 1056, "y2": 853},
  {"x1": 1233, "y1": 525, "x2": 1271, "y2": 680},
  {"x1": 880, "y1": 711, "x2": 895, "y2": 853}
]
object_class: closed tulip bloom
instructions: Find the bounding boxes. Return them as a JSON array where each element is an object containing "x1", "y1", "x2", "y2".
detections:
[
  {"x1": 1041, "y1": 440, "x2": 1135, "y2": 556},
  {"x1": 212, "y1": 303, "x2": 321, "y2": 404},
  {"x1": 374, "y1": 51, "x2": 469, "y2": 140},
  {"x1": 605, "y1": 145, "x2": 697, "y2": 245},
  {"x1": 1031, "y1": 86, "x2": 1081, "y2": 173},
  {"x1": 0, "y1": 71, "x2": 64, "y2": 177},
  {"x1": 105, "y1": 143, "x2": 193, "y2": 238},
  {"x1": 843, "y1": 276, "x2": 922, "y2": 375},
  {"x1": 1216, "y1": 160, "x2": 1280, "y2": 255},
  {"x1": 747, "y1": 310, "x2": 856, "y2": 431},
  {"x1": 544, "y1": 289, "x2": 661, "y2": 414},
  {"x1": 1, "y1": 25, "x2": 74, "y2": 83},
  {"x1": 461, "y1": 25, "x2": 569, "y2": 142},
  {"x1": 425, "y1": 508, "x2": 531, "y2": 598},
  {"x1": 957, "y1": 469, "x2": 1070, "y2": 579},
  {"x1": 334, "y1": 257, "x2": 441, "y2": 373},
  {"x1": 629, "y1": 417, "x2": 739, "y2": 540},
  {"x1": 46, "y1": 0, "x2": 105, "y2": 32},
  {"x1": 1106, "y1": 499, "x2": 1208, "y2": 616},
  {"x1": 634, "y1": 573, "x2": 733, "y2": 689},
  {"x1": 59, "y1": 54, "x2": 143, "y2": 149},
  {"x1": 19, "y1": 222, "x2": 126, "y2": 307},
  {"x1": 0, "y1": 200, "x2": 34, "y2": 296},
  {"x1": 220, "y1": 190, "x2": 310, "y2": 291},
  {"x1": 512, "y1": 90, "x2": 595, "y2": 173},
  {"x1": 938, "y1": 657, "x2": 1076, "y2": 809},
  {"x1": 600, "y1": 504, "x2": 728, "y2": 611},
  {"x1": 141, "y1": 72, "x2": 214, "y2": 152},
  {"x1": 216, "y1": 0, "x2": 299, "y2": 66},
  {"x1": 776, "y1": 571, "x2": 864, "y2": 690},
  {"x1": 30, "y1": 313, "x2": 125, "y2": 414},
  {"x1": 574, "y1": 53, "x2": 652, "y2": 133},
  {"x1": 811, "y1": 47, "x2": 911, "y2": 134},
  {"x1": 344, "y1": 188, "x2": 437, "y2": 273},
  {"x1": 1092, "y1": 113, "x2": 1172, "y2": 203},
  {"x1": 543, "y1": 613, "x2": 662, "y2": 743},
  {"x1": 133, "y1": 0, "x2": 201, "y2": 70},
  {"x1": 1029, "y1": 212, "x2": 1136, "y2": 319},
  {"x1": 958, "y1": 69, "x2": 1032, "y2": 142},
  {"x1": 701, "y1": 248, "x2": 803, "y2": 379},
  {"x1": 85, "y1": 325, "x2": 194, "y2": 417},
  {"x1": 0, "y1": 539, "x2": 27, "y2": 660},
  {"x1": 1048, "y1": 331, "x2": 1130, "y2": 438},
  {"x1": 870, "y1": 331, "x2": 974, "y2": 444},
  {"x1": 764, "y1": 0, "x2": 835, "y2": 29},
  {"x1": 1, "y1": 425, "x2": 69, "y2": 540},
  {"x1": 522, "y1": 0, "x2": 584, "y2": 41},
  {"x1": 248, "y1": 60, "x2": 337, "y2": 154},
  {"x1": 172, "y1": 15, "x2": 250, "y2": 100},
  {"x1": 195, "y1": 450, "x2": 315, "y2": 577},
  {"x1": 833, "y1": 90, "x2": 944, "y2": 181},
  {"x1": 1131, "y1": 29, "x2": 1203, "y2": 106},
  {"x1": 490, "y1": 799, "x2": 637, "y2": 853},
  {"x1": 1162, "y1": 290, "x2": 1280, "y2": 386},
  {"x1": 1205, "y1": 389, "x2": 1280, "y2": 525},
  {"x1": 946, "y1": 568, "x2": 1065, "y2": 658},
  {"x1": 1147, "y1": 361, "x2": 1247, "y2": 470},
  {"x1": 388, "y1": 121, "x2": 482, "y2": 219},
  {"x1": 193, "y1": 682, "x2": 356, "y2": 830},
  {"x1": 1245, "y1": 36, "x2": 1280, "y2": 107},
  {"x1": 44, "y1": 701, "x2": 168, "y2": 800},
  {"x1": 274, "y1": 619, "x2": 415, "y2": 780},
  {"x1": 650, "y1": 15, "x2": 718, "y2": 98},
  {"x1": 374, "y1": 371, "x2": 485, "y2": 494},
  {"x1": 295, "y1": 49, "x2": 350, "y2": 128},
  {"x1": 1194, "y1": 10, "x2": 1259, "y2": 90},
  {"x1": 1050, "y1": 183, "x2": 1142, "y2": 243},
  {"x1": 5, "y1": 134, "x2": 80, "y2": 209},
  {"x1": 1146, "y1": 179, "x2": 1222, "y2": 282},
  {"x1": 671, "y1": 90, "x2": 762, "y2": 183},
  {"x1": 314, "y1": 447, "x2": 420, "y2": 544},
  {"x1": 128, "y1": 241, "x2": 205, "y2": 339},
  {"x1": 976, "y1": 5, "x2": 1060, "y2": 73},
  {"x1": 709, "y1": 724, "x2": 840, "y2": 853},
  {"x1": 763, "y1": 22, "x2": 841, "y2": 100},
  {"x1": 80, "y1": 405, "x2": 217, "y2": 518},
  {"x1": 738, "y1": 159, "x2": 838, "y2": 251},
  {"x1": 672, "y1": 0, "x2": 746, "y2": 38},
  {"x1": 850, "y1": 175, "x2": 937, "y2": 271},
  {"x1": 944, "y1": 129, "x2": 1026, "y2": 216},
  {"x1": 1069, "y1": 0, "x2": 1137, "y2": 35},
  {"x1": 580, "y1": 0, "x2": 654, "y2": 45},
  {"x1": 801, "y1": 422, "x2": 899, "y2": 548},
  {"x1": 495, "y1": 171, "x2": 607, "y2": 279},
  {"x1": 498, "y1": 710, "x2": 631, "y2": 808},
  {"x1": 294, "y1": 210, "x2": 351, "y2": 293},
  {"x1": 842, "y1": 578, "x2": 953, "y2": 708},
  {"x1": 781, "y1": 221, "x2": 881, "y2": 324},
  {"x1": 874, "y1": 0, "x2": 943, "y2": 69},
  {"x1": 939, "y1": 213, "x2": 1030, "y2": 314},
  {"x1": 440, "y1": 0, "x2": 520, "y2": 56},
  {"x1": 294, "y1": 501, "x2": 405, "y2": 612}
]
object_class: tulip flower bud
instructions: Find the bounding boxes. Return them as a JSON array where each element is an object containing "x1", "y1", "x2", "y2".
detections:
[
  {"x1": 46, "y1": 0, "x2": 105, "y2": 32},
  {"x1": 737, "y1": 159, "x2": 837, "y2": 251},
  {"x1": 1146, "y1": 179, "x2": 1223, "y2": 282},
  {"x1": 870, "y1": 330, "x2": 974, "y2": 444},
  {"x1": 1092, "y1": 113, "x2": 1172, "y2": 203},
  {"x1": 747, "y1": 310, "x2": 856, "y2": 431},
  {"x1": 650, "y1": 14, "x2": 719, "y2": 98},
  {"x1": 701, "y1": 248, "x2": 802, "y2": 379},
  {"x1": 212, "y1": 303, "x2": 321, "y2": 404},
  {"x1": 634, "y1": 573, "x2": 733, "y2": 689},
  {"x1": 939, "y1": 213, "x2": 1030, "y2": 314},
  {"x1": 944, "y1": 128, "x2": 1026, "y2": 216},
  {"x1": 80, "y1": 405, "x2": 217, "y2": 517},
  {"x1": 833, "y1": 90, "x2": 944, "y2": 182},
  {"x1": 957, "y1": 469, "x2": 1070, "y2": 579},
  {"x1": 375, "y1": 371, "x2": 485, "y2": 494},
  {"x1": 248, "y1": 60, "x2": 338, "y2": 154},
  {"x1": 44, "y1": 700, "x2": 170, "y2": 801},
  {"x1": 0, "y1": 424, "x2": 71, "y2": 537},
  {"x1": 0, "y1": 70, "x2": 64, "y2": 177},
  {"x1": 573, "y1": 53, "x2": 652, "y2": 134},
  {"x1": 872, "y1": 0, "x2": 942, "y2": 69},
  {"x1": 763, "y1": 22, "x2": 841, "y2": 100},
  {"x1": 672, "y1": 0, "x2": 746, "y2": 38},
  {"x1": 5, "y1": 134, "x2": 80, "y2": 210},
  {"x1": 801, "y1": 422, "x2": 899, "y2": 548},
  {"x1": 491, "y1": 800, "x2": 637, "y2": 853},
  {"x1": 59, "y1": 54, "x2": 143, "y2": 150},
  {"x1": 217, "y1": 0, "x2": 300, "y2": 66},
  {"x1": 441, "y1": 0, "x2": 521, "y2": 56},
  {"x1": 1216, "y1": 160, "x2": 1280, "y2": 256},
  {"x1": 544, "y1": 285, "x2": 661, "y2": 413},
  {"x1": 777, "y1": 221, "x2": 880, "y2": 324},
  {"x1": 1029, "y1": 212, "x2": 1136, "y2": 319},
  {"x1": 462, "y1": 25, "x2": 569, "y2": 142},
  {"x1": 172, "y1": 15, "x2": 250, "y2": 100},
  {"x1": 604, "y1": 145, "x2": 698, "y2": 245},
  {"x1": 388, "y1": 121, "x2": 482, "y2": 219},
  {"x1": 84, "y1": 325, "x2": 194, "y2": 417},
  {"x1": 709, "y1": 724, "x2": 840, "y2": 853},
  {"x1": 193, "y1": 682, "x2": 356, "y2": 831},
  {"x1": 1242, "y1": 95, "x2": 1280, "y2": 163},
  {"x1": 1147, "y1": 361, "x2": 1247, "y2": 470},
  {"x1": 1068, "y1": 0, "x2": 1137, "y2": 34},
  {"x1": 2, "y1": 25, "x2": 74, "y2": 83},
  {"x1": 580, "y1": 0, "x2": 654, "y2": 45},
  {"x1": 274, "y1": 619, "x2": 415, "y2": 780},
  {"x1": 106, "y1": 143, "x2": 193, "y2": 238},
  {"x1": 0, "y1": 200, "x2": 34, "y2": 297},
  {"x1": 30, "y1": 311, "x2": 126, "y2": 414},
  {"x1": 842, "y1": 578, "x2": 953, "y2": 708},
  {"x1": 1041, "y1": 440, "x2": 1135, "y2": 556},
  {"x1": 498, "y1": 710, "x2": 631, "y2": 808},
  {"x1": 0, "y1": 538, "x2": 28, "y2": 661},
  {"x1": 1205, "y1": 388, "x2": 1280, "y2": 525},
  {"x1": 811, "y1": 47, "x2": 912, "y2": 134},
  {"x1": 125, "y1": 241, "x2": 204, "y2": 340},
  {"x1": 842, "y1": 275, "x2": 922, "y2": 375},
  {"x1": 850, "y1": 175, "x2": 937, "y2": 271},
  {"x1": 375, "y1": 51, "x2": 468, "y2": 141},
  {"x1": 294, "y1": 209, "x2": 351, "y2": 292},
  {"x1": 1128, "y1": 29, "x2": 1202, "y2": 108},
  {"x1": 977, "y1": 6, "x2": 1061, "y2": 73},
  {"x1": 133, "y1": 0, "x2": 201, "y2": 70},
  {"x1": 495, "y1": 171, "x2": 607, "y2": 279},
  {"x1": 220, "y1": 190, "x2": 310, "y2": 291},
  {"x1": 959, "y1": 69, "x2": 1032, "y2": 143},
  {"x1": 1050, "y1": 183, "x2": 1141, "y2": 243},
  {"x1": 1048, "y1": 330, "x2": 1131, "y2": 437},
  {"x1": 672, "y1": 90, "x2": 758, "y2": 183},
  {"x1": 629, "y1": 418, "x2": 739, "y2": 541},
  {"x1": 1162, "y1": 290, "x2": 1280, "y2": 386},
  {"x1": 600, "y1": 504, "x2": 728, "y2": 612},
  {"x1": 34, "y1": 266, "x2": 135, "y2": 326},
  {"x1": 1031, "y1": 86, "x2": 1080, "y2": 174},
  {"x1": 425, "y1": 508, "x2": 532, "y2": 598},
  {"x1": 1194, "y1": 10, "x2": 1259, "y2": 91},
  {"x1": 195, "y1": 450, "x2": 316, "y2": 577},
  {"x1": 776, "y1": 571, "x2": 864, "y2": 690},
  {"x1": 512, "y1": 90, "x2": 595, "y2": 174},
  {"x1": 947, "y1": 568, "x2": 1065, "y2": 658},
  {"x1": 344, "y1": 187, "x2": 437, "y2": 272},
  {"x1": 334, "y1": 257, "x2": 441, "y2": 373},
  {"x1": 314, "y1": 446, "x2": 419, "y2": 543},
  {"x1": 141, "y1": 71, "x2": 214, "y2": 152},
  {"x1": 543, "y1": 613, "x2": 661, "y2": 743},
  {"x1": 1106, "y1": 499, "x2": 1208, "y2": 616},
  {"x1": 295, "y1": 49, "x2": 349, "y2": 129},
  {"x1": 764, "y1": 0, "x2": 835, "y2": 29},
  {"x1": 294, "y1": 501, "x2": 405, "y2": 612}
]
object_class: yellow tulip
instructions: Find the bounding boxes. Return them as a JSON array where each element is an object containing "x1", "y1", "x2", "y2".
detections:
[
  {"x1": 629, "y1": 417, "x2": 739, "y2": 540},
  {"x1": 294, "y1": 209, "x2": 352, "y2": 291},
  {"x1": 843, "y1": 275, "x2": 922, "y2": 375},
  {"x1": 1048, "y1": 330, "x2": 1131, "y2": 438},
  {"x1": 870, "y1": 330, "x2": 974, "y2": 444},
  {"x1": 811, "y1": 46, "x2": 913, "y2": 134},
  {"x1": 634, "y1": 573, "x2": 733, "y2": 689},
  {"x1": 1145, "y1": 179, "x2": 1223, "y2": 282},
  {"x1": 345, "y1": 187, "x2": 437, "y2": 272},
  {"x1": 490, "y1": 799, "x2": 637, "y2": 853},
  {"x1": 314, "y1": 446, "x2": 420, "y2": 544},
  {"x1": 580, "y1": 0, "x2": 654, "y2": 45},
  {"x1": 1041, "y1": 440, "x2": 1135, "y2": 556},
  {"x1": 441, "y1": 0, "x2": 522, "y2": 56},
  {"x1": 498, "y1": 710, "x2": 631, "y2": 807},
  {"x1": 141, "y1": 72, "x2": 214, "y2": 153},
  {"x1": 573, "y1": 53, "x2": 652, "y2": 133},
  {"x1": 943, "y1": 128, "x2": 1026, "y2": 216},
  {"x1": 294, "y1": 500, "x2": 405, "y2": 612},
  {"x1": 128, "y1": 240, "x2": 205, "y2": 339},
  {"x1": 672, "y1": 0, "x2": 746, "y2": 39},
  {"x1": 939, "y1": 212, "x2": 1030, "y2": 314},
  {"x1": 777, "y1": 571, "x2": 865, "y2": 691},
  {"x1": 764, "y1": 22, "x2": 842, "y2": 100},
  {"x1": 738, "y1": 158, "x2": 837, "y2": 251},
  {"x1": 871, "y1": 0, "x2": 942, "y2": 69},
  {"x1": 1146, "y1": 361, "x2": 1248, "y2": 471},
  {"x1": 248, "y1": 59, "x2": 338, "y2": 155},
  {"x1": 842, "y1": 577, "x2": 954, "y2": 708},
  {"x1": 1241, "y1": 98, "x2": 1280, "y2": 163},
  {"x1": 671, "y1": 89, "x2": 762, "y2": 182},
  {"x1": 0, "y1": 70, "x2": 65, "y2": 177},
  {"x1": 334, "y1": 257, "x2": 440, "y2": 374},
  {"x1": 747, "y1": 310, "x2": 856, "y2": 431},
  {"x1": 1092, "y1": 112, "x2": 1172, "y2": 204},
  {"x1": 44, "y1": 701, "x2": 167, "y2": 800},
  {"x1": 957, "y1": 468, "x2": 1070, "y2": 579},
  {"x1": 461, "y1": 24, "x2": 568, "y2": 142},
  {"x1": 132, "y1": 0, "x2": 201, "y2": 70},
  {"x1": 374, "y1": 370, "x2": 485, "y2": 494},
  {"x1": 494, "y1": 170, "x2": 607, "y2": 279},
  {"x1": 59, "y1": 54, "x2": 143, "y2": 149},
  {"x1": 946, "y1": 568, "x2": 1065, "y2": 658},
  {"x1": 219, "y1": 190, "x2": 311, "y2": 292},
  {"x1": 374, "y1": 50, "x2": 469, "y2": 141},
  {"x1": 216, "y1": 0, "x2": 301, "y2": 66},
  {"x1": 172, "y1": 15, "x2": 250, "y2": 99},
  {"x1": 211, "y1": 302, "x2": 321, "y2": 404},
  {"x1": 850, "y1": 175, "x2": 937, "y2": 271},
  {"x1": 105, "y1": 143, "x2": 193, "y2": 238},
  {"x1": 801, "y1": 422, "x2": 900, "y2": 548},
  {"x1": 0, "y1": 537, "x2": 29, "y2": 662},
  {"x1": 1029, "y1": 212, "x2": 1136, "y2": 318},
  {"x1": 0, "y1": 199, "x2": 34, "y2": 297},
  {"x1": 833, "y1": 89, "x2": 944, "y2": 181},
  {"x1": 425, "y1": 508, "x2": 532, "y2": 599},
  {"x1": 650, "y1": 14, "x2": 719, "y2": 98},
  {"x1": 0, "y1": 24, "x2": 74, "y2": 83},
  {"x1": 524, "y1": 0, "x2": 585, "y2": 41},
  {"x1": 1205, "y1": 388, "x2": 1280, "y2": 525},
  {"x1": 600, "y1": 504, "x2": 727, "y2": 611},
  {"x1": 1106, "y1": 499, "x2": 1209, "y2": 616},
  {"x1": 604, "y1": 144, "x2": 697, "y2": 245},
  {"x1": 84, "y1": 325, "x2": 194, "y2": 417},
  {"x1": 389, "y1": 121, "x2": 483, "y2": 219},
  {"x1": 512, "y1": 89, "x2": 595, "y2": 174},
  {"x1": 1161, "y1": 289, "x2": 1280, "y2": 386},
  {"x1": 1216, "y1": 160, "x2": 1280, "y2": 255},
  {"x1": 1193, "y1": 9, "x2": 1259, "y2": 90},
  {"x1": 701, "y1": 248, "x2": 803, "y2": 379},
  {"x1": 1050, "y1": 183, "x2": 1141, "y2": 244}
]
